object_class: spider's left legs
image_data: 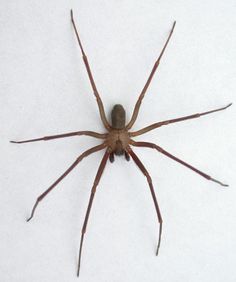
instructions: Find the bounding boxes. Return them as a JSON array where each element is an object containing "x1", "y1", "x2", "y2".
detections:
[
  {"x1": 10, "y1": 131, "x2": 107, "y2": 144},
  {"x1": 77, "y1": 148, "x2": 110, "y2": 277},
  {"x1": 126, "y1": 21, "x2": 176, "y2": 130},
  {"x1": 70, "y1": 10, "x2": 111, "y2": 130},
  {"x1": 26, "y1": 143, "x2": 106, "y2": 221},
  {"x1": 127, "y1": 146, "x2": 163, "y2": 256}
]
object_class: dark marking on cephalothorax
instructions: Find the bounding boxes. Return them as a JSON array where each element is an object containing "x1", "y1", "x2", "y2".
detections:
[{"x1": 111, "y1": 104, "x2": 126, "y2": 129}]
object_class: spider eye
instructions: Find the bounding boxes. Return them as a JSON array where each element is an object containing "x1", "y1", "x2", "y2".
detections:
[{"x1": 111, "y1": 104, "x2": 126, "y2": 129}]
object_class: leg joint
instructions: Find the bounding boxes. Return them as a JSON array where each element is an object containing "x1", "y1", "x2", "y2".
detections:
[{"x1": 146, "y1": 174, "x2": 152, "y2": 184}]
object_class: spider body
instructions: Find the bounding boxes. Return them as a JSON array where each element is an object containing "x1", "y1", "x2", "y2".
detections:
[
  {"x1": 109, "y1": 104, "x2": 130, "y2": 157},
  {"x1": 11, "y1": 9, "x2": 231, "y2": 277},
  {"x1": 107, "y1": 128, "x2": 130, "y2": 156}
]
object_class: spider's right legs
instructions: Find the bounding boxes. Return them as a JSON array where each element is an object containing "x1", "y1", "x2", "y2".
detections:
[
  {"x1": 130, "y1": 103, "x2": 232, "y2": 137},
  {"x1": 127, "y1": 146, "x2": 163, "y2": 256},
  {"x1": 26, "y1": 143, "x2": 106, "y2": 221},
  {"x1": 70, "y1": 10, "x2": 111, "y2": 130},
  {"x1": 131, "y1": 140, "x2": 228, "y2": 187},
  {"x1": 10, "y1": 131, "x2": 107, "y2": 144}
]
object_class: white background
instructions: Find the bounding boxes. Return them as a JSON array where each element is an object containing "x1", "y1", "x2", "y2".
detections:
[{"x1": 0, "y1": 1, "x2": 235, "y2": 282}]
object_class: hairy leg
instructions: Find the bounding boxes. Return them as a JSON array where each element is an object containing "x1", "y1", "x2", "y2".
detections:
[
  {"x1": 10, "y1": 131, "x2": 107, "y2": 144},
  {"x1": 26, "y1": 143, "x2": 107, "y2": 221},
  {"x1": 131, "y1": 140, "x2": 228, "y2": 186},
  {"x1": 130, "y1": 103, "x2": 232, "y2": 137},
  {"x1": 70, "y1": 10, "x2": 110, "y2": 130},
  {"x1": 126, "y1": 21, "x2": 176, "y2": 130},
  {"x1": 77, "y1": 148, "x2": 110, "y2": 276},
  {"x1": 127, "y1": 146, "x2": 162, "y2": 255}
]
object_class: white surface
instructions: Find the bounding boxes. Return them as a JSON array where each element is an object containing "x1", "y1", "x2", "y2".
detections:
[{"x1": 0, "y1": 1, "x2": 235, "y2": 281}]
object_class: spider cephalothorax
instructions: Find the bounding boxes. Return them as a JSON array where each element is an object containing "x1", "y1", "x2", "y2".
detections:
[{"x1": 11, "y1": 9, "x2": 231, "y2": 277}]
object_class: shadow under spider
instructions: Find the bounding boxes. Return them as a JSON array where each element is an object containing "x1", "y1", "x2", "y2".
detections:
[{"x1": 10, "y1": 9, "x2": 232, "y2": 277}]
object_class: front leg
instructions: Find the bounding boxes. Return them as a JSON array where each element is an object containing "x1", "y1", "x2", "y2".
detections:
[
  {"x1": 126, "y1": 21, "x2": 176, "y2": 130},
  {"x1": 70, "y1": 10, "x2": 111, "y2": 130}
]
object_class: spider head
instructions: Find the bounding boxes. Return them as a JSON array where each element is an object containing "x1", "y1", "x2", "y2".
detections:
[{"x1": 111, "y1": 104, "x2": 126, "y2": 129}]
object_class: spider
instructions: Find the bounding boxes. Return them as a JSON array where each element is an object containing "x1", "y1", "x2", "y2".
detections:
[{"x1": 11, "y1": 10, "x2": 231, "y2": 277}]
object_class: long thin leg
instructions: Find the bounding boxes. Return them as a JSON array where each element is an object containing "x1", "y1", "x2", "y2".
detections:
[
  {"x1": 131, "y1": 140, "x2": 228, "y2": 186},
  {"x1": 77, "y1": 148, "x2": 110, "y2": 277},
  {"x1": 126, "y1": 21, "x2": 176, "y2": 130},
  {"x1": 10, "y1": 131, "x2": 107, "y2": 144},
  {"x1": 130, "y1": 103, "x2": 232, "y2": 137},
  {"x1": 26, "y1": 143, "x2": 106, "y2": 221},
  {"x1": 127, "y1": 146, "x2": 162, "y2": 256},
  {"x1": 70, "y1": 10, "x2": 111, "y2": 130}
]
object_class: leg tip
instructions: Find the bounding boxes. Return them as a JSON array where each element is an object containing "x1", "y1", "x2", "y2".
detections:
[
  {"x1": 211, "y1": 178, "x2": 229, "y2": 187},
  {"x1": 26, "y1": 217, "x2": 32, "y2": 222}
]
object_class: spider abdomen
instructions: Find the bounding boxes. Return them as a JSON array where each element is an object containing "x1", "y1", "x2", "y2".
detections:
[{"x1": 111, "y1": 104, "x2": 126, "y2": 129}]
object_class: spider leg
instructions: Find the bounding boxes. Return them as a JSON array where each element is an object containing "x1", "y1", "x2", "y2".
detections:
[
  {"x1": 11, "y1": 131, "x2": 107, "y2": 144},
  {"x1": 26, "y1": 143, "x2": 106, "y2": 221},
  {"x1": 10, "y1": 131, "x2": 107, "y2": 144},
  {"x1": 130, "y1": 140, "x2": 228, "y2": 186},
  {"x1": 70, "y1": 10, "x2": 111, "y2": 130},
  {"x1": 130, "y1": 103, "x2": 232, "y2": 137},
  {"x1": 127, "y1": 146, "x2": 162, "y2": 255},
  {"x1": 126, "y1": 21, "x2": 176, "y2": 130},
  {"x1": 77, "y1": 148, "x2": 110, "y2": 277}
]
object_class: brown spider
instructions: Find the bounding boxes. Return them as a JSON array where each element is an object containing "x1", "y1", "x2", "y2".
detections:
[{"x1": 11, "y1": 10, "x2": 231, "y2": 277}]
